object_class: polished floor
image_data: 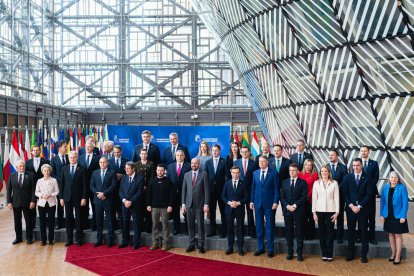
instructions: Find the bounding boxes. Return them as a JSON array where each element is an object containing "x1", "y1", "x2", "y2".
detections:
[{"x1": 0, "y1": 207, "x2": 412, "y2": 276}]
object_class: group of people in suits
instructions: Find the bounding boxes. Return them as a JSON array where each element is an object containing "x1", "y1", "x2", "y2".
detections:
[{"x1": 6, "y1": 132, "x2": 409, "y2": 265}]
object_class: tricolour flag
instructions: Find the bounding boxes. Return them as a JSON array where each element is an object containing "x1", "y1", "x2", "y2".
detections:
[
  {"x1": 3, "y1": 130, "x2": 11, "y2": 189},
  {"x1": 233, "y1": 131, "x2": 240, "y2": 145},
  {"x1": 69, "y1": 128, "x2": 74, "y2": 150},
  {"x1": 30, "y1": 127, "x2": 36, "y2": 156},
  {"x1": 50, "y1": 126, "x2": 57, "y2": 158},
  {"x1": 59, "y1": 128, "x2": 65, "y2": 142},
  {"x1": 241, "y1": 130, "x2": 250, "y2": 149},
  {"x1": 25, "y1": 128, "x2": 31, "y2": 160},
  {"x1": 9, "y1": 130, "x2": 22, "y2": 173},
  {"x1": 19, "y1": 129, "x2": 28, "y2": 161},
  {"x1": 251, "y1": 131, "x2": 260, "y2": 158}
]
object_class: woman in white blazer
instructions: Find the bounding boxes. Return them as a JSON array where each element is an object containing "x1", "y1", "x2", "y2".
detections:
[
  {"x1": 312, "y1": 165, "x2": 339, "y2": 262},
  {"x1": 35, "y1": 164, "x2": 59, "y2": 246}
]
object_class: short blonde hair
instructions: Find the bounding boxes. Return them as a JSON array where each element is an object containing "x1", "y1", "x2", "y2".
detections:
[{"x1": 41, "y1": 164, "x2": 52, "y2": 174}]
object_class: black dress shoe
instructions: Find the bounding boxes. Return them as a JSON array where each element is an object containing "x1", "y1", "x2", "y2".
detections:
[
  {"x1": 77, "y1": 242, "x2": 83, "y2": 247},
  {"x1": 133, "y1": 245, "x2": 140, "y2": 250},
  {"x1": 173, "y1": 231, "x2": 180, "y2": 235},
  {"x1": 337, "y1": 239, "x2": 343, "y2": 244},
  {"x1": 388, "y1": 258, "x2": 395, "y2": 262},
  {"x1": 41, "y1": 241, "x2": 47, "y2": 246},
  {"x1": 27, "y1": 240, "x2": 33, "y2": 245},
  {"x1": 238, "y1": 250, "x2": 245, "y2": 256},
  {"x1": 225, "y1": 249, "x2": 234, "y2": 255},
  {"x1": 199, "y1": 247, "x2": 206, "y2": 254},
  {"x1": 220, "y1": 234, "x2": 226, "y2": 238},
  {"x1": 267, "y1": 252, "x2": 275, "y2": 258},
  {"x1": 12, "y1": 239, "x2": 23, "y2": 245},
  {"x1": 345, "y1": 255, "x2": 354, "y2": 261},
  {"x1": 254, "y1": 250, "x2": 265, "y2": 256},
  {"x1": 297, "y1": 255, "x2": 304, "y2": 261},
  {"x1": 286, "y1": 255, "x2": 293, "y2": 260},
  {"x1": 107, "y1": 242, "x2": 114, "y2": 248},
  {"x1": 94, "y1": 241, "x2": 103, "y2": 247},
  {"x1": 361, "y1": 257, "x2": 368, "y2": 263},
  {"x1": 393, "y1": 260, "x2": 401, "y2": 265},
  {"x1": 65, "y1": 241, "x2": 73, "y2": 247},
  {"x1": 49, "y1": 241, "x2": 55, "y2": 246},
  {"x1": 370, "y1": 239, "x2": 378, "y2": 245},
  {"x1": 118, "y1": 243, "x2": 127, "y2": 249},
  {"x1": 355, "y1": 237, "x2": 361, "y2": 243},
  {"x1": 207, "y1": 233, "x2": 216, "y2": 237},
  {"x1": 185, "y1": 245, "x2": 195, "y2": 252},
  {"x1": 249, "y1": 233, "x2": 257, "y2": 238}
]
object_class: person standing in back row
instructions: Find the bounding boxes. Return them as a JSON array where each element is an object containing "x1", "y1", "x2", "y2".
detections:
[{"x1": 289, "y1": 139, "x2": 312, "y2": 171}]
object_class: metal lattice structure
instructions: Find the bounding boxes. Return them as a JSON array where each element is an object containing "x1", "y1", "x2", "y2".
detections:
[
  {"x1": 191, "y1": 0, "x2": 414, "y2": 198},
  {"x1": 0, "y1": 0, "x2": 248, "y2": 111}
]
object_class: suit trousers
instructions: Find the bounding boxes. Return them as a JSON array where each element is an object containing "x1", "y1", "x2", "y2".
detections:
[
  {"x1": 187, "y1": 206, "x2": 205, "y2": 246},
  {"x1": 246, "y1": 191, "x2": 255, "y2": 234},
  {"x1": 284, "y1": 213, "x2": 305, "y2": 255},
  {"x1": 208, "y1": 187, "x2": 226, "y2": 235},
  {"x1": 226, "y1": 211, "x2": 244, "y2": 251},
  {"x1": 13, "y1": 207, "x2": 32, "y2": 241},
  {"x1": 95, "y1": 203, "x2": 114, "y2": 243},
  {"x1": 38, "y1": 203, "x2": 56, "y2": 242},
  {"x1": 121, "y1": 205, "x2": 141, "y2": 246},
  {"x1": 254, "y1": 207, "x2": 275, "y2": 252},
  {"x1": 151, "y1": 208, "x2": 169, "y2": 244},
  {"x1": 317, "y1": 212, "x2": 335, "y2": 258},
  {"x1": 336, "y1": 192, "x2": 345, "y2": 240},
  {"x1": 347, "y1": 210, "x2": 369, "y2": 258},
  {"x1": 368, "y1": 196, "x2": 376, "y2": 240},
  {"x1": 172, "y1": 192, "x2": 184, "y2": 232},
  {"x1": 112, "y1": 185, "x2": 122, "y2": 229},
  {"x1": 81, "y1": 192, "x2": 96, "y2": 229},
  {"x1": 56, "y1": 195, "x2": 64, "y2": 227},
  {"x1": 304, "y1": 201, "x2": 315, "y2": 239},
  {"x1": 65, "y1": 202, "x2": 83, "y2": 242},
  {"x1": 138, "y1": 190, "x2": 152, "y2": 233},
  {"x1": 30, "y1": 206, "x2": 37, "y2": 231}
]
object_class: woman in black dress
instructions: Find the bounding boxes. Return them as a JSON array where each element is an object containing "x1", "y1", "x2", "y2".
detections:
[
  {"x1": 380, "y1": 171, "x2": 409, "y2": 265},
  {"x1": 225, "y1": 142, "x2": 241, "y2": 180}
]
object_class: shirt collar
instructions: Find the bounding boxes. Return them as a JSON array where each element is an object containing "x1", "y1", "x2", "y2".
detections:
[
  {"x1": 261, "y1": 167, "x2": 269, "y2": 174},
  {"x1": 192, "y1": 169, "x2": 199, "y2": 175},
  {"x1": 129, "y1": 173, "x2": 136, "y2": 179}
]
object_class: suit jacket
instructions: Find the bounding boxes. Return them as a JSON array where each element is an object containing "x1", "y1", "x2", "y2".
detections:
[
  {"x1": 225, "y1": 155, "x2": 239, "y2": 180},
  {"x1": 78, "y1": 153, "x2": 100, "y2": 188},
  {"x1": 25, "y1": 157, "x2": 50, "y2": 185},
  {"x1": 60, "y1": 165, "x2": 87, "y2": 204},
  {"x1": 7, "y1": 172, "x2": 35, "y2": 208},
  {"x1": 79, "y1": 147, "x2": 101, "y2": 157},
  {"x1": 289, "y1": 151, "x2": 313, "y2": 170},
  {"x1": 132, "y1": 143, "x2": 161, "y2": 166},
  {"x1": 221, "y1": 179, "x2": 248, "y2": 216},
  {"x1": 161, "y1": 144, "x2": 191, "y2": 166},
  {"x1": 35, "y1": 177, "x2": 60, "y2": 207},
  {"x1": 135, "y1": 160, "x2": 155, "y2": 187},
  {"x1": 280, "y1": 178, "x2": 308, "y2": 217},
  {"x1": 380, "y1": 183, "x2": 409, "y2": 220},
  {"x1": 250, "y1": 168, "x2": 279, "y2": 209},
  {"x1": 51, "y1": 154, "x2": 69, "y2": 184},
  {"x1": 108, "y1": 157, "x2": 128, "y2": 176},
  {"x1": 327, "y1": 162, "x2": 348, "y2": 188},
  {"x1": 182, "y1": 170, "x2": 210, "y2": 209},
  {"x1": 90, "y1": 169, "x2": 117, "y2": 204},
  {"x1": 102, "y1": 152, "x2": 114, "y2": 160},
  {"x1": 362, "y1": 159, "x2": 380, "y2": 195},
  {"x1": 119, "y1": 173, "x2": 144, "y2": 207},
  {"x1": 234, "y1": 158, "x2": 255, "y2": 190},
  {"x1": 342, "y1": 172, "x2": 373, "y2": 215},
  {"x1": 205, "y1": 157, "x2": 226, "y2": 193},
  {"x1": 269, "y1": 157, "x2": 292, "y2": 184},
  {"x1": 166, "y1": 162, "x2": 191, "y2": 193},
  {"x1": 254, "y1": 153, "x2": 275, "y2": 169}
]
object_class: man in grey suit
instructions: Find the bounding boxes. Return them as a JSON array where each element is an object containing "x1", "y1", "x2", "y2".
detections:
[{"x1": 182, "y1": 158, "x2": 210, "y2": 253}]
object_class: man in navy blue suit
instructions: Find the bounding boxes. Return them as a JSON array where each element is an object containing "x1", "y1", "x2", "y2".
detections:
[
  {"x1": 90, "y1": 157, "x2": 117, "y2": 247},
  {"x1": 342, "y1": 158, "x2": 373, "y2": 263},
  {"x1": 161, "y1": 132, "x2": 190, "y2": 166},
  {"x1": 109, "y1": 145, "x2": 129, "y2": 228},
  {"x1": 360, "y1": 146, "x2": 379, "y2": 244},
  {"x1": 254, "y1": 142, "x2": 274, "y2": 169},
  {"x1": 132, "y1": 130, "x2": 161, "y2": 166},
  {"x1": 327, "y1": 149, "x2": 348, "y2": 243},
  {"x1": 78, "y1": 135, "x2": 101, "y2": 156},
  {"x1": 280, "y1": 163, "x2": 308, "y2": 261},
  {"x1": 50, "y1": 141, "x2": 69, "y2": 229},
  {"x1": 221, "y1": 166, "x2": 248, "y2": 256},
  {"x1": 250, "y1": 156, "x2": 279, "y2": 258},
  {"x1": 234, "y1": 146, "x2": 256, "y2": 237},
  {"x1": 269, "y1": 144, "x2": 292, "y2": 187},
  {"x1": 166, "y1": 150, "x2": 191, "y2": 235},
  {"x1": 289, "y1": 139, "x2": 312, "y2": 171},
  {"x1": 205, "y1": 144, "x2": 226, "y2": 238},
  {"x1": 118, "y1": 162, "x2": 144, "y2": 249}
]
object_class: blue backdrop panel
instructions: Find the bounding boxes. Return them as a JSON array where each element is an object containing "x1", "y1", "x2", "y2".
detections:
[{"x1": 107, "y1": 125, "x2": 230, "y2": 161}]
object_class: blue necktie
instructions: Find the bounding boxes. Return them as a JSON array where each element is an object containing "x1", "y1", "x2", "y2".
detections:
[
  {"x1": 363, "y1": 161, "x2": 368, "y2": 172},
  {"x1": 276, "y1": 159, "x2": 280, "y2": 173},
  {"x1": 331, "y1": 164, "x2": 335, "y2": 179},
  {"x1": 117, "y1": 158, "x2": 120, "y2": 168},
  {"x1": 101, "y1": 170, "x2": 105, "y2": 182},
  {"x1": 71, "y1": 166, "x2": 75, "y2": 178},
  {"x1": 298, "y1": 154, "x2": 302, "y2": 169},
  {"x1": 261, "y1": 171, "x2": 265, "y2": 182},
  {"x1": 356, "y1": 174, "x2": 360, "y2": 187}
]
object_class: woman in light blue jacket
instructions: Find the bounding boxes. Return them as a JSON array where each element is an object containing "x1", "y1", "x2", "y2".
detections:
[{"x1": 380, "y1": 171, "x2": 409, "y2": 265}]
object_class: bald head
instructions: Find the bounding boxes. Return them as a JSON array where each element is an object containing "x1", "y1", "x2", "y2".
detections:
[{"x1": 191, "y1": 158, "x2": 200, "y2": 171}]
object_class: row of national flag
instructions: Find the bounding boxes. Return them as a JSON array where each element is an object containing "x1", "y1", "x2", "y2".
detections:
[
  {"x1": 0, "y1": 125, "x2": 108, "y2": 192},
  {"x1": 232, "y1": 130, "x2": 267, "y2": 158}
]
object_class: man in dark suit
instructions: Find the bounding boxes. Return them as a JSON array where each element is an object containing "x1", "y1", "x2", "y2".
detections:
[
  {"x1": 60, "y1": 151, "x2": 87, "y2": 246},
  {"x1": 234, "y1": 146, "x2": 256, "y2": 237},
  {"x1": 102, "y1": 140, "x2": 114, "y2": 160},
  {"x1": 7, "y1": 160, "x2": 36, "y2": 245},
  {"x1": 108, "y1": 145, "x2": 129, "y2": 228},
  {"x1": 51, "y1": 141, "x2": 69, "y2": 229},
  {"x1": 360, "y1": 146, "x2": 380, "y2": 244},
  {"x1": 250, "y1": 156, "x2": 279, "y2": 258},
  {"x1": 280, "y1": 163, "x2": 308, "y2": 261},
  {"x1": 25, "y1": 145, "x2": 50, "y2": 231},
  {"x1": 182, "y1": 158, "x2": 210, "y2": 254},
  {"x1": 78, "y1": 141, "x2": 100, "y2": 230},
  {"x1": 221, "y1": 166, "x2": 248, "y2": 256},
  {"x1": 78, "y1": 135, "x2": 101, "y2": 156},
  {"x1": 166, "y1": 149, "x2": 191, "y2": 235},
  {"x1": 90, "y1": 157, "x2": 117, "y2": 247},
  {"x1": 269, "y1": 144, "x2": 292, "y2": 186},
  {"x1": 342, "y1": 158, "x2": 373, "y2": 263},
  {"x1": 132, "y1": 130, "x2": 161, "y2": 166},
  {"x1": 289, "y1": 139, "x2": 312, "y2": 171},
  {"x1": 254, "y1": 142, "x2": 274, "y2": 169},
  {"x1": 327, "y1": 149, "x2": 348, "y2": 243},
  {"x1": 161, "y1": 132, "x2": 190, "y2": 166},
  {"x1": 118, "y1": 162, "x2": 144, "y2": 249},
  {"x1": 205, "y1": 144, "x2": 227, "y2": 238}
]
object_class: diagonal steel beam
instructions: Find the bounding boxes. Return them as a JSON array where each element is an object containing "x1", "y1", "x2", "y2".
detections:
[
  {"x1": 126, "y1": 0, "x2": 152, "y2": 15},
  {"x1": 54, "y1": 0, "x2": 80, "y2": 16},
  {"x1": 167, "y1": 0, "x2": 192, "y2": 15},
  {"x1": 94, "y1": 0, "x2": 119, "y2": 15},
  {"x1": 199, "y1": 79, "x2": 241, "y2": 108}
]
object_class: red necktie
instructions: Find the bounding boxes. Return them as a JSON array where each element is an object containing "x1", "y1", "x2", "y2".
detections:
[
  {"x1": 192, "y1": 172, "x2": 196, "y2": 188},
  {"x1": 243, "y1": 160, "x2": 247, "y2": 176},
  {"x1": 177, "y1": 163, "x2": 181, "y2": 177}
]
